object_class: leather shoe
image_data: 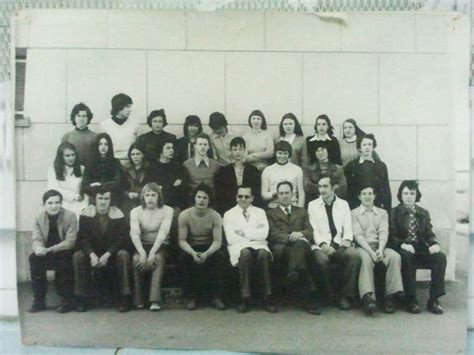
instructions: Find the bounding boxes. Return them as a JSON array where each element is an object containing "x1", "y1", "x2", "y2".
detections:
[
  {"x1": 427, "y1": 299, "x2": 444, "y2": 315},
  {"x1": 407, "y1": 301, "x2": 420, "y2": 314},
  {"x1": 383, "y1": 296, "x2": 396, "y2": 314},
  {"x1": 56, "y1": 299, "x2": 72, "y2": 313},
  {"x1": 28, "y1": 301, "x2": 47, "y2": 313},
  {"x1": 211, "y1": 298, "x2": 226, "y2": 311},
  {"x1": 185, "y1": 299, "x2": 196, "y2": 311},
  {"x1": 362, "y1": 294, "x2": 377, "y2": 316},
  {"x1": 306, "y1": 301, "x2": 321, "y2": 315},
  {"x1": 338, "y1": 297, "x2": 352, "y2": 311},
  {"x1": 118, "y1": 296, "x2": 131, "y2": 313},
  {"x1": 75, "y1": 299, "x2": 88, "y2": 312}
]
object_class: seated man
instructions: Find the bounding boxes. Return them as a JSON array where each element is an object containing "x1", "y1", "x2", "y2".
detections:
[
  {"x1": 73, "y1": 186, "x2": 132, "y2": 312},
  {"x1": 29, "y1": 190, "x2": 77, "y2": 313},
  {"x1": 215, "y1": 137, "x2": 261, "y2": 214},
  {"x1": 182, "y1": 133, "x2": 222, "y2": 205},
  {"x1": 261, "y1": 141, "x2": 305, "y2": 209},
  {"x1": 223, "y1": 185, "x2": 276, "y2": 313},
  {"x1": 308, "y1": 175, "x2": 361, "y2": 310},
  {"x1": 352, "y1": 185, "x2": 403, "y2": 315},
  {"x1": 267, "y1": 181, "x2": 319, "y2": 315}
]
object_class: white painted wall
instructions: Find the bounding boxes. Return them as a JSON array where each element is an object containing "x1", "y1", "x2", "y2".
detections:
[{"x1": 1, "y1": 9, "x2": 470, "y2": 317}]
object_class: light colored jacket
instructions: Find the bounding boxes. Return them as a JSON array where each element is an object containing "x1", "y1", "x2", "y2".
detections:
[
  {"x1": 32, "y1": 207, "x2": 78, "y2": 253},
  {"x1": 308, "y1": 196, "x2": 353, "y2": 250}
]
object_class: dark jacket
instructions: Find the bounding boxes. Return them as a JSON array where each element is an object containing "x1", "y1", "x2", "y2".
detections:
[
  {"x1": 136, "y1": 130, "x2": 177, "y2": 164},
  {"x1": 81, "y1": 157, "x2": 123, "y2": 196},
  {"x1": 76, "y1": 205, "x2": 129, "y2": 256},
  {"x1": 174, "y1": 136, "x2": 214, "y2": 164},
  {"x1": 266, "y1": 206, "x2": 313, "y2": 245},
  {"x1": 388, "y1": 204, "x2": 438, "y2": 250},
  {"x1": 121, "y1": 165, "x2": 149, "y2": 216},
  {"x1": 304, "y1": 162, "x2": 347, "y2": 201},
  {"x1": 145, "y1": 161, "x2": 188, "y2": 209},
  {"x1": 214, "y1": 163, "x2": 262, "y2": 215}
]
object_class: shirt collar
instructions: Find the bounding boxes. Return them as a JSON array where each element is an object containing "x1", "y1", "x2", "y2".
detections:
[
  {"x1": 360, "y1": 205, "x2": 378, "y2": 215},
  {"x1": 359, "y1": 156, "x2": 375, "y2": 164},
  {"x1": 238, "y1": 204, "x2": 253, "y2": 213},
  {"x1": 317, "y1": 195, "x2": 337, "y2": 206},
  {"x1": 194, "y1": 156, "x2": 210, "y2": 167},
  {"x1": 279, "y1": 205, "x2": 291, "y2": 214},
  {"x1": 309, "y1": 133, "x2": 331, "y2": 142}
]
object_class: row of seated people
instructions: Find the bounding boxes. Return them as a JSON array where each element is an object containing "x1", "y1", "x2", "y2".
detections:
[{"x1": 28, "y1": 178, "x2": 446, "y2": 317}]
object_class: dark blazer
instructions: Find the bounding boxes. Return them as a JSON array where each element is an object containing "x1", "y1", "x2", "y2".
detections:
[
  {"x1": 81, "y1": 157, "x2": 123, "y2": 196},
  {"x1": 76, "y1": 205, "x2": 129, "y2": 256},
  {"x1": 136, "y1": 130, "x2": 176, "y2": 164},
  {"x1": 214, "y1": 163, "x2": 262, "y2": 215},
  {"x1": 174, "y1": 136, "x2": 214, "y2": 164},
  {"x1": 266, "y1": 205, "x2": 313, "y2": 245},
  {"x1": 388, "y1": 204, "x2": 438, "y2": 250}
]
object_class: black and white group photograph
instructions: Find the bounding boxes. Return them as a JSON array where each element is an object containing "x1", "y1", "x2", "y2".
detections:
[{"x1": 0, "y1": 1, "x2": 472, "y2": 354}]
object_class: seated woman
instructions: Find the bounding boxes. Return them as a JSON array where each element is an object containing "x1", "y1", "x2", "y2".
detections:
[
  {"x1": 121, "y1": 143, "x2": 149, "y2": 217},
  {"x1": 175, "y1": 115, "x2": 213, "y2": 164},
  {"x1": 81, "y1": 133, "x2": 123, "y2": 204},
  {"x1": 344, "y1": 134, "x2": 391, "y2": 211},
  {"x1": 177, "y1": 183, "x2": 227, "y2": 311},
  {"x1": 242, "y1": 110, "x2": 274, "y2": 172},
  {"x1": 389, "y1": 180, "x2": 447, "y2": 315},
  {"x1": 276, "y1": 112, "x2": 306, "y2": 167},
  {"x1": 130, "y1": 183, "x2": 174, "y2": 311},
  {"x1": 340, "y1": 118, "x2": 380, "y2": 167},
  {"x1": 47, "y1": 142, "x2": 89, "y2": 218},
  {"x1": 302, "y1": 114, "x2": 341, "y2": 167},
  {"x1": 304, "y1": 141, "x2": 346, "y2": 202}
]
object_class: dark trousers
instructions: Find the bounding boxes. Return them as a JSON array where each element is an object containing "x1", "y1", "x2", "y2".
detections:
[
  {"x1": 73, "y1": 250, "x2": 131, "y2": 298},
  {"x1": 29, "y1": 250, "x2": 74, "y2": 302},
  {"x1": 238, "y1": 248, "x2": 272, "y2": 299},
  {"x1": 271, "y1": 240, "x2": 316, "y2": 292},
  {"x1": 398, "y1": 249, "x2": 447, "y2": 301},
  {"x1": 313, "y1": 246, "x2": 361, "y2": 299},
  {"x1": 178, "y1": 245, "x2": 226, "y2": 300}
]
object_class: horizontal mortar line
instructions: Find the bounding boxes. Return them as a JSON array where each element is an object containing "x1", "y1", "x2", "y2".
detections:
[{"x1": 24, "y1": 46, "x2": 447, "y2": 55}]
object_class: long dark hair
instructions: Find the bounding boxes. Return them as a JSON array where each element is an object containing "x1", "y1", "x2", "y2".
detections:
[
  {"x1": 183, "y1": 115, "x2": 203, "y2": 137},
  {"x1": 314, "y1": 114, "x2": 335, "y2": 137},
  {"x1": 90, "y1": 133, "x2": 115, "y2": 166},
  {"x1": 127, "y1": 142, "x2": 147, "y2": 167},
  {"x1": 54, "y1": 142, "x2": 82, "y2": 181},
  {"x1": 342, "y1": 118, "x2": 366, "y2": 139},
  {"x1": 279, "y1": 113, "x2": 303, "y2": 137}
]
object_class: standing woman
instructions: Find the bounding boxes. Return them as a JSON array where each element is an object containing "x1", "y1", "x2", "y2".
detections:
[
  {"x1": 303, "y1": 114, "x2": 342, "y2": 166},
  {"x1": 175, "y1": 115, "x2": 213, "y2": 164},
  {"x1": 130, "y1": 183, "x2": 173, "y2": 311},
  {"x1": 82, "y1": 133, "x2": 123, "y2": 202},
  {"x1": 276, "y1": 112, "x2": 306, "y2": 167},
  {"x1": 47, "y1": 142, "x2": 89, "y2": 218},
  {"x1": 340, "y1": 118, "x2": 380, "y2": 167},
  {"x1": 121, "y1": 143, "x2": 149, "y2": 217},
  {"x1": 242, "y1": 110, "x2": 274, "y2": 172}
]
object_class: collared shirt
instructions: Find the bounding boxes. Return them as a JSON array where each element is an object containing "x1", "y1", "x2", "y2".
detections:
[
  {"x1": 309, "y1": 133, "x2": 331, "y2": 142},
  {"x1": 194, "y1": 156, "x2": 210, "y2": 168},
  {"x1": 351, "y1": 204, "x2": 388, "y2": 249},
  {"x1": 406, "y1": 205, "x2": 418, "y2": 243},
  {"x1": 279, "y1": 205, "x2": 292, "y2": 215},
  {"x1": 233, "y1": 163, "x2": 244, "y2": 186},
  {"x1": 359, "y1": 156, "x2": 375, "y2": 164}
]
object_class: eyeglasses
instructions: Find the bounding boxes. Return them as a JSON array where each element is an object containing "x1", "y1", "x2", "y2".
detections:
[{"x1": 237, "y1": 195, "x2": 251, "y2": 199}]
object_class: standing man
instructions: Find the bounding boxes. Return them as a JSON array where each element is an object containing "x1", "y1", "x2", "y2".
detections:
[
  {"x1": 214, "y1": 137, "x2": 261, "y2": 214},
  {"x1": 137, "y1": 109, "x2": 177, "y2": 164},
  {"x1": 208, "y1": 112, "x2": 235, "y2": 166},
  {"x1": 261, "y1": 141, "x2": 305, "y2": 209},
  {"x1": 223, "y1": 185, "x2": 276, "y2": 313},
  {"x1": 73, "y1": 186, "x2": 132, "y2": 312},
  {"x1": 352, "y1": 185, "x2": 403, "y2": 315},
  {"x1": 266, "y1": 181, "x2": 320, "y2": 315},
  {"x1": 100, "y1": 93, "x2": 138, "y2": 164},
  {"x1": 29, "y1": 190, "x2": 77, "y2": 313},
  {"x1": 308, "y1": 175, "x2": 361, "y2": 310}
]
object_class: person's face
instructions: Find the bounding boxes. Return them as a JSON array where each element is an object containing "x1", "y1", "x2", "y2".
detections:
[
  {"x1": 44, "y1": 195, "x2": 62, "y2": 216},
  {"x1": 63, "y1": 148, "x2": 76, "y2": 167},
  {"x1": 359, "y1": 138, "x2": 374, "y2": 157},
  {"x1": 315, "y1": 147, "x2": 328, "y2": 162},
  {"x1": 130, "y1": 148, "x2": 144, "y2": 167},
  {"x1": 318, "y1": 177, "x2": 335, "y2": 199},
  {"x1": 316, "y1": 119, "x2": 329, "y2": 135},
  {"x1": 151, "y1": 116, "x2": 165, "y2": 134},
  {"x1": 194, "y1": 190, "x2": 210, "y2": 210},
  {"x1": 117, "y1": 104, "x2": 132, "y2": 119},
  {"x1": 74, "y1": 110, "x2": 89, "y2": 130},
  {"x1": 161, "y1": 143, "x2": 174, "y2": 160},
  {"x1": 187, "y1": 124, "x2": 200, "y2": 138},
  {"x1": 401, "y1": 187, "x2": 417, "y2": 207},
  {"x1": 236, "y1": 187, "x2": 254, "y2": 210},
  {"x1": 144, "y1": 190, "x2": 159, "y2": 209},
  {"x1": 250, "y1": 115, "x2": 263, "y2": 129},
  {"x1": 277, "y1": 184, "x2": 293, "y2": 206},
  {"x1": 276, "y1": 150, "x2": 290, "y2": 165},
  {"x1": 359, "y1": 187, "x2": 375, "y2": 207},
  {"x1": 282, "y1": 118, "x2": 295, "y2": 135},
  {"x1": 98, "y1": 138, "x2": 109, "y2": 157},
  {"x1": 231, "y1": 144, "x2": 245, "y2": 161},
  {"x1": 96, "y1": 192, "x2": 111, "y2": 214},
  {"x1": 343, "y1": 122, "x2": 356, "y2": 138},
  {"x1": 195, "y1": 138, "x2": 209, "y2": 157}
]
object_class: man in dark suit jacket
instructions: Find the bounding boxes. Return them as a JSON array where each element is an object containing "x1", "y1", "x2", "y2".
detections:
[
  {"x1": 215, "y1": 137, "x2": 261, "y2": 215},
  {"x1": 266, "y1": 181, "x2": 320, "y2": 315}
]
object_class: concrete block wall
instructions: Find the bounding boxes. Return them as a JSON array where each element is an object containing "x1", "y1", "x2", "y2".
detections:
[{"x1": 13, "y1": 10, "x2": 470, "y2": 284}]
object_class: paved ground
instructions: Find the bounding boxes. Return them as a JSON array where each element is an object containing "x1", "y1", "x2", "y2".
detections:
[{"x1": 6, "y1": 233, "x2": 468, "y2": 354}]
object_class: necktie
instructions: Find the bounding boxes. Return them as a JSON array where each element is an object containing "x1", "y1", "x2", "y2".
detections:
[
  {"x1": 243, "y1": 209, "x2": 250, "y2": 221},
  {"x1": 285, "y1": 207, "x2": 291, "y2": 217}
]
